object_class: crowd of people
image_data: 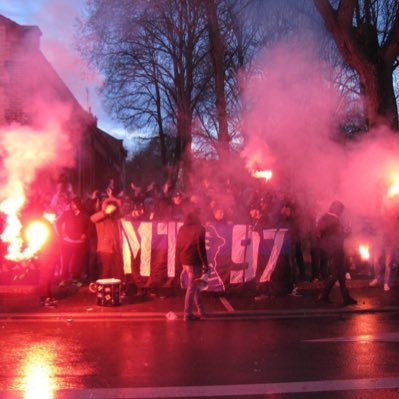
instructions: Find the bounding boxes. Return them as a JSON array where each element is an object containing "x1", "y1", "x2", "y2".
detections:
[{"x1": 10, "y1": 172, "x2": 398, "y2": 311}]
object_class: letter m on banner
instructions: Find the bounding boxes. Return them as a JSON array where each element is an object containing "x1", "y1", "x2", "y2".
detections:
[
  {"x1": 120, "y1": 220, "x2": 181, "y2": 278},
  {"x1": 120, "y1": 220, "x2": 152, "y2": 276}
]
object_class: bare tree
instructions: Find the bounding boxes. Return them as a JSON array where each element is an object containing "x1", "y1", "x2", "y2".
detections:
[
  {"x1": 204, "y1": 0, "x2": 230, "y2": 162},
  {"x1": 314, "y1": 0, "x2": 399, "y2": 130},
  {"x1": 78, "y1": 0, "x2": 212, "y2": 189},
  {"x1": 78, "y1": 0, "x2": 266, "y2": 190},
  {"x1": 195, "y1": 0, "x2": 263, "y2": 158}
]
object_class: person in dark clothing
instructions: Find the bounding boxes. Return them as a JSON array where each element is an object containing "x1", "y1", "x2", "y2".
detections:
[
  {"x1": 55, "y1": 197, "x2": 91, "y2": 286},
  {"x1": 317, "y1": 200, "x2": 357, "y2": 306},
  {"x1": 249, "y1": 202, "x2": 273, "y2": 297},
  {"x1": 37, "y1": 211, "x2": 60, "y2": 307},
  {"x1": 169, "y1": 191, "x2": 190, "y2": 221},
  {"x1": 84, "y1": 189, "x2": 102, "y2": 216},
  {"x1": 175, "y1": 209, "x2": 209, "y2": 321},
  {"x1": 276, "y1": 200, "x2": 302, "y2": 294}
]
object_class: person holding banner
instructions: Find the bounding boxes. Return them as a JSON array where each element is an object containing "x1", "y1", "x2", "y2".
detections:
[{"x1": 176, "y1": 208, "x2": 209, "y2": 321}]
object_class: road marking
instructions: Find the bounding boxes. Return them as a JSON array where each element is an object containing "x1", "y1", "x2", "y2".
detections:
[
  {"x1": 304, "y1": 331, "x2": 399, "y2": 343},
  {"x1": 1, "y1": 377, "x2": 399, "y2": 398},
  {"x1": 218, "y1": 296, "x2": 235, "y2": 312}
]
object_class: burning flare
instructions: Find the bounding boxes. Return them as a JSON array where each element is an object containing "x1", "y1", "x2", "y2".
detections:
[
  {"x1": 386, "y1": 173, "x2": 399, "y2": 198},
  {"x1": 43, "y1": 210, "x2": 57, "y2": 224},
  {"x1": 0, "y1": 188, "x2": 51, "y2": 261},
  {"x1": 358, "y1": 244, "x2": 370, "y2": 261},
  {"x1": 24, "y1": 220, "x2": 52, "y2": 255},
  {"x1": 0, "y1": 124, "x2": 65, "y2": 262},
  {"x1": 252, "y1": 169, "x2": 273, "y2": 182}
]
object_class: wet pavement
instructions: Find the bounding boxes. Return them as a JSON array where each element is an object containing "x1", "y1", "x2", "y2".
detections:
[
  {"x1": 2, "y1": 274, "x2": 399, "y2": 399},
  {"x1": 1, "y1": 272, "x2": 399, "y2": 319}
]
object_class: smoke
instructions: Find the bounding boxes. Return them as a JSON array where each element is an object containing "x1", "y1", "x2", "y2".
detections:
[
  {"x1": 0, "y1": 121, "x2": 74, "y2": 206},
  {"x1": 240, "y1": 36, "x2": 399, "y2": 233},
  {"x1": 0, "y1": 24, "x2": 80, "y2": 201},
  {"x1": 0, "y1": 120, "x2": 76, "y2": 261},
  {"x1": 241, "y1": 39, "x2": 342, "y2": 197},
  {"x1": 0, "y1": 26, "x2": 79, "y2": 203}
]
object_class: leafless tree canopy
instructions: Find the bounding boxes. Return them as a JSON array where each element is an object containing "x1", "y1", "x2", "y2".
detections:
[
  {"x1": 77, "y1": 0, "x2": 399, "y2": 189},
  {"x1": 314, "y1": 0, "x2": 399, "y2": 130}
]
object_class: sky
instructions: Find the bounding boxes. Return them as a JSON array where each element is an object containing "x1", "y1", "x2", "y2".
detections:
[{"x1": 0, "y1": 0, "x2": 129, "y2": 147}]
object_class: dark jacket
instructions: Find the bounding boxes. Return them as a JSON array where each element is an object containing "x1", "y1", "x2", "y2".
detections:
[
  {"x1": 175, "y1": 212, "x2": 209, "y2": 270},
  {"x1": 316, "y1": 212, "x2": 348, "y2": 254},
  {"x1": 56, "y1": 210, "x2": 91, "y2": 243}
]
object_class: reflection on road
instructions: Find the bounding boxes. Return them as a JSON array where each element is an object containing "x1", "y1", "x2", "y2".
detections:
[
  {"x1": 3, "y1": 328, "x2": 94, "y2": 394},
  {"x1": 21, "y1": 344, "x2": 55, "y2": 399}
]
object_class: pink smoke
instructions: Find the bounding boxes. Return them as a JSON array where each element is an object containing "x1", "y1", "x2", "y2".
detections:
[
  {"x1": 240, "y1": 37, "x2": 399, "y2": 234},
  {"x1": 0, "y1": 120, "x2": 74, "y2": 260}
]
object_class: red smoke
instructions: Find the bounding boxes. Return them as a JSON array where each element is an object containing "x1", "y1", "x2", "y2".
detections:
[
  {"x1": 0, "y1": 121, "x2": 74, "y2": 260},
  {"x1": 240, "y1": 37, "x2": 399, "y2": 237}
]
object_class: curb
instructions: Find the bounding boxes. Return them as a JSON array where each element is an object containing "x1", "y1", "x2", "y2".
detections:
[{"x1": 2, "y1": 305, "x2": 399, "y2": 321}]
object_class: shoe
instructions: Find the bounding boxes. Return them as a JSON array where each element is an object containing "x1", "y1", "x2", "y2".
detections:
[
  {"x1": 41, "y1": 297, "x2": 57, "y2": 308},
  {"x1": 384, "y1": 283, "x2": 390, "y2": 292},
  {"x1": 343, "y1": 297, "x2": 357, "y2": 306},
  {"x1": 289, "y1": 287, "x2": 301, "y2": 296},
  {"x1": 254, "y1": 294, "x2": 268, "y2": 301},
  {"x1": 369, "y1": 278, "x2": 379, "y2": 287},
  {"x1": 184, "y1": 315, "x2": 200, "y2": 321}
]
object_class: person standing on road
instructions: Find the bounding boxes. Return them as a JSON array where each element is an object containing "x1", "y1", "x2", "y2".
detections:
[
  {"x1": 317, "y1": 200, "x2": 357, "y2": 306},
  {"x1": 38, "y1": 210, "x2": 60, "y2": 307},
  {"x1": 369, "y1": 203, "x2": 399, "y2": 292},
  {"x1": 56, "y1": 197, "x2": 91, "y2": 286},
  {"x1": 176, "y1": 208, "x2": 209, "y2": 321}
]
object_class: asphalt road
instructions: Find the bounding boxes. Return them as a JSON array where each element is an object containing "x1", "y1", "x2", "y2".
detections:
[{"x1": 1, "y1": 310, "x2": 399, "y2": 398}]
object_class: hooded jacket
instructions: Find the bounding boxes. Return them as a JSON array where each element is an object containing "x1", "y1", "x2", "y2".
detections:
[{"x1": 175, "y1": 211, "x2": 209, "y2": 271}]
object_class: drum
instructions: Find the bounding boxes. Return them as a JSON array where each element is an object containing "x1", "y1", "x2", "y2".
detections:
[{"x1": 95, "y1": 278, "x2": 121, "y2": 306}]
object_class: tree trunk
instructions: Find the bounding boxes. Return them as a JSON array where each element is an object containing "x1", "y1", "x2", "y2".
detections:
[
  {"x1": 204, "y1": 0, "x2": 230, "y2": 161},
  {"x1": 314, "y1": 0, "x2": 399, "y2": 131},
  {"x1": 152, "y1": 63, "x2": 168, "y2": 169},
  {"x1": 173, "y1": 97, "x2": 193, "y2": 192},
  {"x1": 180, "y1": 102, "x2": 193, "y2": 192},
  {"x1": 359, "y1": 63, "x2": 398, "y2": 130}
]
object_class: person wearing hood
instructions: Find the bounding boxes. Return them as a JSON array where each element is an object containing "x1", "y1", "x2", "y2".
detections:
[
  {"x1": 317, "y1": 200, "x2": 357, "y2": 306},
  {"x1": 175, "y1": 208, "x2": 209, "y2": 321},
  {"x1": 90, "y1": 197, "x2": 123, "y2": 280}
]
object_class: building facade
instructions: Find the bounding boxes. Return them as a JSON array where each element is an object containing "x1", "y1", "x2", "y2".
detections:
[{"x1": 0, "y1": 15, "x2": 126, "y2": 200}]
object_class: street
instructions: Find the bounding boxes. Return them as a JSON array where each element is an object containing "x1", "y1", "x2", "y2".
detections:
[{"x1": 1, "y1": 310, "x2": 399, "y2": 398}]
